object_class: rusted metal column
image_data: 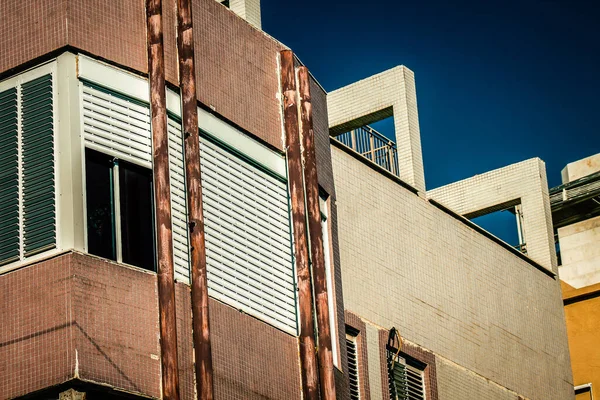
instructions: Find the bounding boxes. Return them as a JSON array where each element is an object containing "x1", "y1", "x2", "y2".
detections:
[
  {"x1": 146, "y1": 1, "x2": 180, "y2": 399},
  {"x1": 176, "y1": 0, "x2": 215, "y2": 399},
  {"x1": 280, "y1": 50, "x2": 320, "y2": 400},
  {"x1": 297, "y1": 66, "x2": 337, "y2": 400}
]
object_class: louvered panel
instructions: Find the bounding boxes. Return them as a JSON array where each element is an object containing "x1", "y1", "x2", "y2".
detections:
[
  {"x1": 346, "y1": 335, "x2": 361, "y2": 400},
  {"x1": 82, "y1": 84, "x2": 152, "y2": 168},
  {"x1": 200, "y1": 136, "x2": 297, "y2": 335},
  {"x1": 405, "y1": 364, "x2": 425, "y2": 400},
  {"x1": 388, "y1": 353, "x2": 408, "y2": 400},
  {"x1": 21, "y1": 75, "x2": 56, "y2": 256},
  {"x1": 167, "y1": 117, "x2": 190, "y2": 282},
  {"x1": 0, "y1": 87, "x2": 20, "y2": 265}
]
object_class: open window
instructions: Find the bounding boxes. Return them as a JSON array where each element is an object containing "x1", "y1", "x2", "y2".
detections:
[{"x1": 85, "y1": 149, "x2": 156, "y2": 272}]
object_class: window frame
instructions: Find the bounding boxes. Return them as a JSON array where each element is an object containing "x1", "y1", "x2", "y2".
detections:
[
  {"x1": 0, "y1": 60, "x2": 62, "y2": 275},
  {"x1": 380, "y1": 329, "x2": 438, "y2": 400},
  {"x1": 320, "y1": 195, "x2": 341, "y2": 367},
  {"x1": 83, "y1": 148, "x2": 156, "y2": 272}
]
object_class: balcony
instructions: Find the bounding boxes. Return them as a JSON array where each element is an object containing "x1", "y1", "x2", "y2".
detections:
[{"x1": 334, "y1": 125, "x2": 399, "y2": 176}]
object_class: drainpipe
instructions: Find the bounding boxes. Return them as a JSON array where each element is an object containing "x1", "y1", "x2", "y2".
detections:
[
  {"x1": 176, "y1": 0, "x2": 215, "y2": 398},
  {"x1": 279, "y1": 50, "x2": 320, "y2": 400},
  {"x1": 146, "y1": 1, "x2": 181, "y2": 399},
  {"x1": 297, "y1": 66, "x2": 337, "y2": 400}
]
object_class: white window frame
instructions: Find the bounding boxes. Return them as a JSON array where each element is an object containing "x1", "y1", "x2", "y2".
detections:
[
  {"x1": 0, "y1": 60, "x2": 65, "y2": 275},
  {"x1": 320, "y1": 196, "x2": 340, "y2": 367}
]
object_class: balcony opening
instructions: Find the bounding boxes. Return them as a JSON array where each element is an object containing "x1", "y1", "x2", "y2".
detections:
[
  {"x1": 469, "y1": 204, "x2": 526, "y2": 253},
  {"x1": 335, "y1": 116, "x2": 399, "y2": 176}
]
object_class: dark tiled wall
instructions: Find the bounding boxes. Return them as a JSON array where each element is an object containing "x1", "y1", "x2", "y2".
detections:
[
  {"x1": 0, "y1": 0, "x2": 68, "y2": 75},
  {"x1": 310, "y1": 76, "x2": 335, "y2": 198},
  {"x1": 1, "y1": 252, "x2": 303, "y2": 399},
  {"x1": 1, "y1": 0, "x2": 285, "y2": 151},
  {"x1": 0, "y1": 253, "x2": 74, "y2": 399}
]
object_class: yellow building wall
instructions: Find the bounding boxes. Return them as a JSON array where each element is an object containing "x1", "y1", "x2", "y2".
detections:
[{"x1": 563, "y1": 280, "x2": 600, "y2": 400}]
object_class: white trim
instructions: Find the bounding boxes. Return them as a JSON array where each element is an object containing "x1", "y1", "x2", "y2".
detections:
[
  {"x1": 113, "y1": 162, "x2": 123, "y2": 263},
  {"x1": 77, "y1": 55, "x2": 182, "y2": 117},
  {"x1": 78, "y1": 55, "x2": 149, "y2": 104},
  {"x1": 198, "y1": 106, "x2": 287, "y2": 179},
  {"x1": 0, "y1": 60, "x2": 60, "y2": 272}
]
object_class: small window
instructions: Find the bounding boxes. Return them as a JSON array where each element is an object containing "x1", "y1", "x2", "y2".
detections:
[
  {"x1": 388, "y1": 351, "x2": 426, "y2": 400},
  {"x1": 321, "y1": 196, "x2": 340, "y2": 366},
  {"x1": 346, "y1": 328, "x2": 361, "y2": 400},
  {"x1": 85, "y1": 149, "x2": 156, "y2": 272},
  {"x1": 575, "y1": 384, "x2": 592, "y2": 400}
]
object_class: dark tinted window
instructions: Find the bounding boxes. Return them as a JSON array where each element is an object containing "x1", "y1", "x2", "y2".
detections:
[
  {"x1": 85, "y1": 149, "x2": 116, "y2": 260},
  {"x1": 119, "y1": 160, "x2": 155, "y2": 271}
]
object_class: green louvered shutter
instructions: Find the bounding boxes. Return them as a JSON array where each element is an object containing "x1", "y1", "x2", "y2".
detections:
[
  {"x1": 0, "y1": 87, "x2": 20, "y2": 266},
  {"x1": 21, "y1": 75, "x2": 56, "y2": 256}
]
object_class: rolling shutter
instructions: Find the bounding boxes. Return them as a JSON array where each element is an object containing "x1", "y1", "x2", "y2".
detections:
[
  {"x1": 21, "y1": 75, "x2": 56, "y2": 256},
  {"x1": 82, "y1": 83, "x2": 152, "y2": 169},
  {"x1": 167, "y1": 117, "x2": 190, "y2": 282},
  {"x1": 346, "y1": 332, "x2": 361, "y2": 400},
  {"x1": 388, "y1": 352, "x2": 426, "y2": 400},
  {"x1": 0, "y1": 88, "x2": 19, "y2": 265},
  {"x1": 200, "y1": 136, "x2": 297, "y2": 335}
]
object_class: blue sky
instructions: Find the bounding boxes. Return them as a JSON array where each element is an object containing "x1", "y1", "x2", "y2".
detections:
[{"x1": 261, "y1": 0, "x2": 599, "y2": 245}]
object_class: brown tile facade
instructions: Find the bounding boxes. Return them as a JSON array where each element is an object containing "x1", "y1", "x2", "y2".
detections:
[
  {"x1": 1, "y1": 0, "x2": 285, "y2": 151},
  {"x1": 345, "y1": 311, "x2": 372, "y2": 400},
  {"x1": 0, "y1": 253, "x2": 74, "y2": 399},
  {"x1": 378, "y1": 329, "x2": 438, "y2": 400},
  {"x1": 1, "y1": 252, "x2": 303, "y2": 399}
]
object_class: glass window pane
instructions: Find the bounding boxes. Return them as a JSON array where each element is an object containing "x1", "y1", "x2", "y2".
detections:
[
  {"x1": 85, "y1": 149, "x2": 116, "y2": 260},
  {"x1": 119, "y1": 160, "x2": 155, "y2": 271}
]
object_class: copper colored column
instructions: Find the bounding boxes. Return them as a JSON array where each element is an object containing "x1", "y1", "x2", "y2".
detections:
[
  {"x1": 147, "y1": 1, "x2": 180, "y2": 399},
  {"x1": 176, "y1": 0, "x2": 215, "y2": 399},
  {"x1": 297, "y1": 66, "x2": 337, "y2": 400},
  {"x1": 280, "y1": 50, "x2": 320, "y2": 400}
]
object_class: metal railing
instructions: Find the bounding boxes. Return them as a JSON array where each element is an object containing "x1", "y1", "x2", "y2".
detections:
[{"x1": 335, "y1": 125, "x2": 399, "y2": 176}]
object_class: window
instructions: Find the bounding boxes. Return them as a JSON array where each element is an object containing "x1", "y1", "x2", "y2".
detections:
[
  {"x1": 387, "y1": 351, "x2": 426, "y2": 400},
  {"x1": 574, "y1": 384, "x2": 593, "y2": 400},
  {"x1": 0, "y1": 73, "x2": 56, "y2": 267},
  {"x1": 79, "y1": 59, "x2": 297, "y2": 335},
  {"x1": 346, "y1": 328, "x2": 361, "y2": 400},
  {"x1": 320, "y1": 197, "x2": 340, "y2": 366},
  {"x1": 85, "y1": 149, "x2": 155, "y2": 272}
]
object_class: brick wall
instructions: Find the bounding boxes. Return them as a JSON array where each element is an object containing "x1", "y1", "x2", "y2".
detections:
[
  {"x1": 332, "y1": 145, "x2": 573, "y2": 400},
  {"x1": 1, "y1": 252, "x2": 302, "y2": 399},
  {"x1": 1, "y1": 0, "x2": 285, "y2": 151},
  {"x1": 427, "y1": 158, "x2": 557, "y2": 272},
  {"x1": 327, "y1": 66, "x2": 425, "y2": 192}
]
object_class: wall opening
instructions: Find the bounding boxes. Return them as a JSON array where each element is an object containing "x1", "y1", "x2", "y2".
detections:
[{"x1": 469, "y1": 204, "x2": 526, "y2": 253}]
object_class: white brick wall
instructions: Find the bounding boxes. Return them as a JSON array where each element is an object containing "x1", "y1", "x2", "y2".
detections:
[
  {"x1": 332, "y1": 147, "x2": 573, "y2": 400},
  {"x1": 327, "y1": 66, "x2": 426, "y2": 192},
  {"x1": 427, "y1": 158, "x2": 557, "y2": 272},
  {"x1": 229, "y1": 0, "x2": 261, "y2": 29}
]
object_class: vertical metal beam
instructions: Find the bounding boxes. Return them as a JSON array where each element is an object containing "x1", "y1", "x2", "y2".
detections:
[
  {"x1": 280, "y1": 50, "x2": 320, "y2": 400},
  {"x1": 146, "y1": 1, "x2": 180, "y2": 399},
  {"x1": 176, "y1": 0, "x2": 215, "y2": 399},
  {"x1": 297, "y1": 66, "x2": 337, "y2": 400}
]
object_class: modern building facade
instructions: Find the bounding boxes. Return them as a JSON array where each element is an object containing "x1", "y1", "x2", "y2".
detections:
[
  {"x1": 327, "y1": 69, "x2": 573, "y2": 400},
  {"x1": 552, "y1": 153, "x2": 600, "y2": 400},
  {"x1": 0, "y1": 1, "x2": 574, "y2": 399}
]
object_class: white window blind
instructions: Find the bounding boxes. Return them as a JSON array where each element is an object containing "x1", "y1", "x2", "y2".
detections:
[
  {"x1": 81, "y1": 81, "x2": 297, "y2": 334},
  {"x1": 82, "y1": 83, "x2": 189, "y2": 280},
  {"x1": 200, "y1": 136, "x2": 297, "y2": 335}
]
